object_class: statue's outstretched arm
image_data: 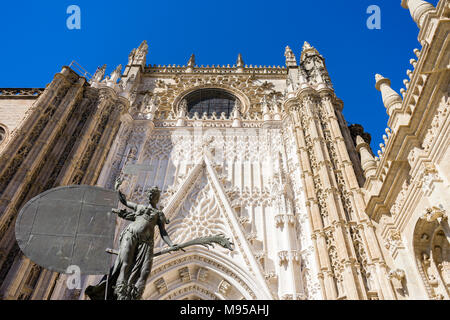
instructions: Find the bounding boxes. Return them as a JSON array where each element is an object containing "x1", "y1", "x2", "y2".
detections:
[
  {"x1": 112, "y1": 208, "x2": 136, "y2": 221},
  {"x1": 157, "y1": 212, "x2": 184, "y2": 252},
  {"x1": 118, "y1": 190, "x2": 138, "y2": 211},
  {"x1": 115, "y1": 178, "x2": 137, "y2": 210}
]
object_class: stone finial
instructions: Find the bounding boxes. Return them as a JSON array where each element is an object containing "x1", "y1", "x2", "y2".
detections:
[
  {"x1": 403, "y1": 79, "x2": 410, "y2": 89},
  {"x1": 137, "y1": 40, "x2": 148, "y2": 56},
  {"x1": 236, "y1": 53, "x2": 244, "y2": 73},
  {"x1": 303, "y1": 41, "x2": 312, "y2": 51},
  {"x1": 375, "y1": 74, "x2": 403, "y2": 116},
  {"x1": 128, "y1": 40, "x2": 148, "y2": 67},
  {"x1": 413, "y1": 48, "x2": 421, "y2": 58},
  {"x1": 236, "y1": 53, "x2": 244, "y2": 67},
  {"x1": 92, "y1": 64, "x2": 106, "y2": 83},
  {"x1": 284, "y1": 46, "x2": 297, "y2": 67},
  {"x1": 109, "y1": 65, "x2": 123, "y2": 83},
  {"x1": 401, "y1": 0, "x2": 435, "y2": 28},
  {"x1": 356, "y1": 135, "x2": 377, "y2": 179},
  {"x1": 400, "y1": 88, "x2": 406, "y2": 98},
  {"x1": 410, "y1": 59, "x2": 418, "y2": 68},
  {"x1": 186, "y1": 54, "x2": 195, "y2": 73},
  {"x1": 301, "y1": 41, "x2": 322, "y2": 61},
  {"x1": 407, "y1": 70, "x2": 413, "y2": 79},
  {"x1": 187, "y1": 54, "x2": 195, "y2": 67}
]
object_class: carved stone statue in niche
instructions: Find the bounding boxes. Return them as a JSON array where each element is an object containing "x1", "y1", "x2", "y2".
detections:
[{"x1": 422, "y1": 252, "x2": 438, "y2": 287}]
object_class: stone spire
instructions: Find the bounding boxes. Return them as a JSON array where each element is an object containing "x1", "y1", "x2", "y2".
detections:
[
  {"x1": 300, "y1": 41, "x2": 322, "y2": 62},
  {"x1": 236, "y1": 53, "x2": 244, "y2": 73},
  {"x1": 284, "y1": 46, "x2": 297, "y2": 68},
  {"x1": 401, "y1": 0, "x2": 435, "y2": 29},
  {"x1": 91, "y1": 64, "x2": 106, "y2": 83},
  {"x1": 105, "y1": 65, "x2": 122, "y2": 87},
  {"x1": 186, "y1": 54, "x2": 195, "y2": 73},
  {"x1": 375, "y1": 74, "x2": 403, "y2": 116},
  {"x1": 128, "y1": 40, "x2": 148, "y2": 68},
  {"x1": 187, "y1": 54, "x2": 195, "y2": 67},
  {"x1": 300, "y1": 41, "x2": 332, "y2": 88},
  {"x1": 355, "y1": 135, "x2": 377, "y2": 179}
]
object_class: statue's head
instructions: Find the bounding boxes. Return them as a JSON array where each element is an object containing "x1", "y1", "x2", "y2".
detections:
[{"x1": 146, "y1": 186, "x2": 161, "y2": 205}]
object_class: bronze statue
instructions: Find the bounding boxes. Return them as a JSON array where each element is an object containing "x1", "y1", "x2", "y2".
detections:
[
  {"x1": 86, "y1": 178, "x2": 182, "y2": 300},
  {"x1": 85, "y1": 178, "x2": 234, "y2": 300},
  {"x1": 14, "y1": 179, "x2": 234, "y2": 301}
]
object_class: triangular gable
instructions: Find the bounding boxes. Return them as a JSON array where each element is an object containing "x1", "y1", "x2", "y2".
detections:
[{"x1": 153, "y1": 151, "x2": 273, "y2": 299}]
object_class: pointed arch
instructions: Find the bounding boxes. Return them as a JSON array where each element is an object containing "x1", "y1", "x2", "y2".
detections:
[
  {"x1": 142, "y1": 248, "x2": 272, "y2": 300},
  {"x1": 413, "y1": 216, "x2": 450, "y2": 299}
]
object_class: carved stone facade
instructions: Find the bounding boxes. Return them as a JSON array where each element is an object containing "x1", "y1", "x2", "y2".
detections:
[
  {"x1": 364, "y1": 0, "x2": 450, "y2": 300},
  {"x1": 0, "y1": 0, "x2": 448, "y2": 300}
]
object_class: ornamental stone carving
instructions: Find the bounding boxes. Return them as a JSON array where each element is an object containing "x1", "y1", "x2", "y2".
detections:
[
  {"x1": 218, "y1": 280, "x2": 232, "y2": 295},
  {"x1": 421, "y1": 206, "x2": 447, "y2": 224}
]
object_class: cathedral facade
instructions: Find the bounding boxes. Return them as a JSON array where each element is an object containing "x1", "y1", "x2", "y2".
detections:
[{"x1": 0, "y1": 0, "x2": 448, "y2": 300}]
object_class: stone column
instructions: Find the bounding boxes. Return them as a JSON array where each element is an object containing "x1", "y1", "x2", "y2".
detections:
[{"x1": 290, "y1": 105, "x2": 333, "y2": 299}]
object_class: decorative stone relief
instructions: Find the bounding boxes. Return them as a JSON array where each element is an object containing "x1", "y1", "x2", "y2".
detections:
[
  {"x1": 218, "y1": 280, "x2": 232, "y2": 296},
  {"x1": 384, "y1": 229, "x2": 405, "y2": 257},
  {"x1": 178, "y1": 267, "x2": 190, "y2": 283},
  {"x1": 154, "y1": 278, "x2": 168, "y2": 294},
  {"x1": 151, "y1": 73, "x2": 282, "y2": 115},
  {"x1": 163, "y1": 284, "x2": 218, "y2": 300},
  {"x1": 420, "y1": 163, "x2": 443, "y2": 195},
  {"x1": 197, "y1": 268, "x2": 209, "y2": 282},
  {"x1": 168, "y1": 176, "x2": 228, "y2": 246},
  {"x1": 390, "y1": 180, "x2": 410, "y2": 216},
  {"x1": 281, "y1": 293, "x2": 307, "y2": 300},
  {"x1": 421, "y1": 205, "x2": 447, "y2": 224},
  {"x1": 278, "y1": 250, "x2": 301, "y2": 266},
  {"x1": 422, "y1": 94, "x2": 449, "y2": 152},
  {"x1": 388, "y1": 269, "x2": 406, "y2": 295}
]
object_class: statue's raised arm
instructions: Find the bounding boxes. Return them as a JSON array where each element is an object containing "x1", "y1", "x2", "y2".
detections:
[{"x1": 115, "y1": 178, "x2": 138, "y2": 211}]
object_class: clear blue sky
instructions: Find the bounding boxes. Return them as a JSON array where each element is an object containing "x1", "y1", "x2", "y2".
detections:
[{"x1": 0, "y1": 0, "x2": 438, "y2": 151}]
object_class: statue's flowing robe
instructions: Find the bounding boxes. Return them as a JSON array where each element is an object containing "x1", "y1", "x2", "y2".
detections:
[{"x1": 85, "y1": 209, "x2": 163, "y2": 300}]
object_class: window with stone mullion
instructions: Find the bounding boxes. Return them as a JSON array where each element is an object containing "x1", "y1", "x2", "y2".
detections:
[{"x1": 187, "y1": 89, "x2": 236, "y2": 117}]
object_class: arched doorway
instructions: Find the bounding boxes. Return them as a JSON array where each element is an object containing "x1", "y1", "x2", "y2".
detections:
[
  {"x1": 413, "y1": 209, "x2": 450, "y2": 299},
  {"x1": 142, "y1": 249, "x2": 270, "y2": 300}
]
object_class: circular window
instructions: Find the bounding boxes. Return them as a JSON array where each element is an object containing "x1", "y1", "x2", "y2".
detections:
[{"x1": 185, "y1": 89, "x2": 237, "y2": 117}]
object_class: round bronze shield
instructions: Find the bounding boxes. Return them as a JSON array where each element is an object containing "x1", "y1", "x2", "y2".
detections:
[{"x1": 15, "y1": 185, "x2": 119, "y2": 275}]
